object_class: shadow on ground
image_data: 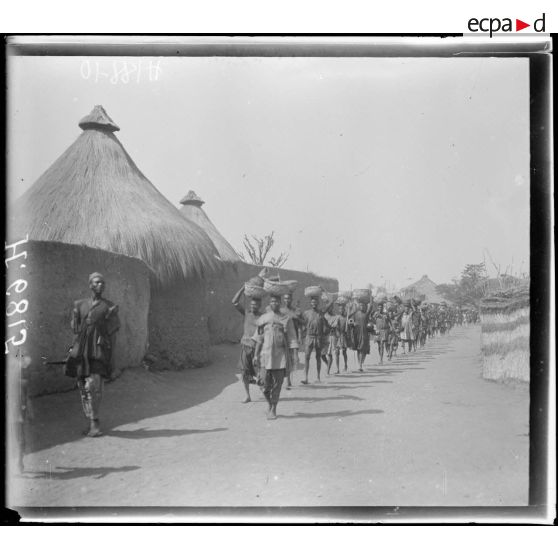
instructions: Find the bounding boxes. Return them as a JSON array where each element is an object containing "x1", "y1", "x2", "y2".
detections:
[
  {"x1": 26, "y1": 345, "x2": 238, "y2": 453},
  {"x1": 280, "y1": 408, "x2": 384, "y2": 420},
  {"x1": 22, "y1": 465, "x2": 140, "y2": 480},
  {"x1": 107, "y1": 427, "x2": 227, "y2": 439}
]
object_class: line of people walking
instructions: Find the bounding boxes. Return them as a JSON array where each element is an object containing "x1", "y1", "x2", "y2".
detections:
[{"x1": 231, "y1": 269, "x2": 471, "y2": 420}]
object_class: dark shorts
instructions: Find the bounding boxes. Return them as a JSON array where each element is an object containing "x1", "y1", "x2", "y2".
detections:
[
  {"x1": 239, "y1": 344, "x2": 256, "y2": 380},
  {"x1": 376, "y1": 329, "x2": 389, "y2": 343},
  {"x1": 304, "y1": 335, "x2": 322, "y2": 355}
]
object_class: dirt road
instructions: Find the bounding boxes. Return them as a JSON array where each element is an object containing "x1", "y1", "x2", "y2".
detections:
[{"x1": 9, "y1": 325, "x2": 529, "y2": 509}]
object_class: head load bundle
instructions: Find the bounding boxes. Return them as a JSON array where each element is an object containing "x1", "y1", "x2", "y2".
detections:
[
  {"x1": 304, "y1": 285, "x2": 323, "y2": 298},
  {"x1": 264, "y1": 278, "x2": 292, "y2": 297},
  {"x1": 353, "y1": 288, "x2": 371, "y2": 304}
]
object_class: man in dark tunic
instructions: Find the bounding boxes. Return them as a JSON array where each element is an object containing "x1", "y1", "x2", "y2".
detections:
[
  {"x1": 232, "y1": 284, "x2": 263, "y2": 403},
  {"x1": 348, "y1": 300, "x2": 374, "y2": 371},
  {"x1": 66, "y1": 272, "x2": 120, "y2": 437}
]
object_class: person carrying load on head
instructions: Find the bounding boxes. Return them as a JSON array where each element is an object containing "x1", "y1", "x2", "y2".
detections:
[
  {"x1": 232, "y1": 268, "x2": 267, "y2": 403},
  {"x1": 347, "y1": 289, "x2": 374, "y2": 372},
  {"x1": 324, "y1": 295, "x2": 349, "y2": 374},
  {"x1": 300, "y1": 286, "x2": 329, "y2": 384},
  {"x1": 253, "y1": 281, "x2": 298, "y2": 420}
]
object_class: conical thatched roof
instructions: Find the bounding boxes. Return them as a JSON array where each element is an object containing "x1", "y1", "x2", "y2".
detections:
[
  {"x1": 11, "y1": 106, "x2": 220, "y2": 285},
  {"x1": 402, "y1": 275, "x2": 448, "y2": 304},
  {"x1": 179, "y1": 190, "x2": 240, "y2": 263}
]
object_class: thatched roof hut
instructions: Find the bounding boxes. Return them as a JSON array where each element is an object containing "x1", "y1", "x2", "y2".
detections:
[
  {"x1": 179, "y1": 190, "x2": 240, "y2": 263},
  {"x1": 401, "y1": 275, "x2": 448, "y2": 304},
  {"x1": 11, "y1": 106, "x2": 220, "y2": 285}
]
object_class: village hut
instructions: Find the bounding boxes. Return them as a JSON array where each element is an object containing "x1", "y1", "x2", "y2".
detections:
[
  {"x1": 10, "y1": 106, "x2": 221, "y2": 376},
  {"x1": 12, "y1": 106, "x2": 220, "y2": 285},
  {"x1": 480, "y1": 283, "x2": 530, "y2": 383},
  {"x1": 400, "y1": 275, "x2": 448, "y2": 304},
  {"x1": 179, "y1": 190, "x2": 241, "y2": 263}
]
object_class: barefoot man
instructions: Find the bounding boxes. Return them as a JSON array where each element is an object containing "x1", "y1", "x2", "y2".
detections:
[
  {"x1": 301, "y1": 294, "x2": 328, "y2": 384},
  {"x1": 348, "y1": 295, "x2": 374, "y2": 371},
  {"x1": 325, "y1": 296, "x2": 349, "y2": 374},
  {"x1": 253, "y1": 294, "x2": 298, "y2": 420},
  {"x1": 281, "y1": 288, "x2": 303, "y2": 389},
  {"x1": 65, "y1": 272, "x2": 119, "y2": 437},
  {"x1": 232, "y1": 280, "x2": 264, "y2": 403}
]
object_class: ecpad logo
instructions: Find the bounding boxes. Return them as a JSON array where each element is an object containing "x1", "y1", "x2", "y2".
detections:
[{"x1": 468, "y1": 13, "x2": 546, "y2": 37}]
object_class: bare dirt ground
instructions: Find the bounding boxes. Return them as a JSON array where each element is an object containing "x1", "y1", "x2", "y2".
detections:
[{"x1": 8, "y1": 325, "x2": 529, "y2": 509}]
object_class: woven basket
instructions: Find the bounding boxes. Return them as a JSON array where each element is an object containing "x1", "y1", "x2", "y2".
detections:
[
  {"x1": 304, "y1": 285, "x2": 323, "y2": 298},
  {"x1": 283, "y1": 280, "x2": 298, "y2": 293},
  {"x1": 353, "y1": 289, "x2": 371, "y2": 303},
  {"x1": 336, "y1": 296, "x2": 349, "y2": 305},
  {"x1": 263, "y1": 279, "x2": 290, "y2": 297},
  {"x1": 244, "y1": 283, "x2": 266, "y2": 299},
  {"x1": 246, "y1": 275, "x2": 264, "y2": 287}
]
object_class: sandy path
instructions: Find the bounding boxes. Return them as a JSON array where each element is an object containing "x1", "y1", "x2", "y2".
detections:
[{"x1": 8, "y1": 325, "x2": 528, "y2": 510}]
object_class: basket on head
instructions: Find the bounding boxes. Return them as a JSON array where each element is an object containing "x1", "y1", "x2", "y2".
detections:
[
  {"x1": 304, "y1": 285, "x2": 323, "y2": 298},
  {"x1": 263, "y1": 279, "x2": 290, "y2": 297},
  {"x1": 336, "y1": 295, "x2": 349, "y2": 305},
  {"x1": 282, "y1": 280, "x2": 298, "y2": 293},
  {"x1": 244, "y1": 283, "x2": 266, "y2": 299},
  {"x1": 353, "y1": 288, "x2": 371, "y2": 304},
  {"x1": 246, "y1": 275, "x2": 264, "y2": 287}
]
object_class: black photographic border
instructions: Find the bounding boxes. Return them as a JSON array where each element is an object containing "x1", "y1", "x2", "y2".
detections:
[{"x1": 1, "y1": 34, "x2": 554, "y2": 525}]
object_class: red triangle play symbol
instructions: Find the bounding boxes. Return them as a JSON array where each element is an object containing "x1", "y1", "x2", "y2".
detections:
[{"x1": 516, "y1": 19, "x2": 530, "y2": 31}]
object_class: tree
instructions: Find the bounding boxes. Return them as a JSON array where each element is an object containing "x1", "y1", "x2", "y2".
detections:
[
  {"x1": 238, "y1": 231, "x2": 289, "y2": 268},
  {"x1": 436, "y1": 263, "x2": 488, "y2": 308},
  {"x1": 460, "y1": 263, "x2": 488, "y2": 305}
]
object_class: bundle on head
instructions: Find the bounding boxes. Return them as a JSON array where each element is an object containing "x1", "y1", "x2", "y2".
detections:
[
  {"x1": 283, "y1": 279, "x2": 298, "y2": 293},
  {"x1": 264, "y1": 279, "x2": 291, "y2": 297},
  {"x1": 336, "y1": 295, "x2": 349, "y2": 305},
  {"x1": 353, "y1": 288, "x2": 371, "y2": 304},
  {"x1": 304, "y1": 285, "x2": 323, "y2": 298},
  {"x1": 246, "y1": 275, "x2": 265, "y2": 287},
  {"x1": 244, "y1": 282, "x2": 266, "y2": 299}
]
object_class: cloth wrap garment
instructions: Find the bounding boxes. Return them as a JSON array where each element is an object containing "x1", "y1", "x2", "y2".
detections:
[
  {"x1": 253, "y1": 310, "x2": 298, "y2": 404},
  {"x1": 65, "y1": 296, "x2": 120, "y2": 421}
]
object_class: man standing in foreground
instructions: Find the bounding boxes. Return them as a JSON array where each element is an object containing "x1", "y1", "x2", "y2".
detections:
[
  {"x1": 65, "y1": 272, "x2": 120, "y2": 437},
  {"x1": 232, "y1": 283, "x2": 263, "y2": 403},
  {"x1": 253, "y1": 294, "x2": 298, "y2": 420}
]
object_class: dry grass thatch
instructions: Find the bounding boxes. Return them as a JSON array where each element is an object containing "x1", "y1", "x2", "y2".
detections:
[
  {"x1": 10, "y1": 106, "x2": 221, "y2": 286},
  {"x1": 480, "y1": 284, "x2": 530, "y2": 383},
  {"x1": 179, "y1": 190, "x2": 240, "y2": 263}
]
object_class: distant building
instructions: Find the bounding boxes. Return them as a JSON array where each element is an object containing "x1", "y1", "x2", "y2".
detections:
[
  {"x1": 400, "y1": 275, "x2": 449, "y2": 304},
  {"x1": 179, "y1": 190, "x2": 241, "y2": 263}
]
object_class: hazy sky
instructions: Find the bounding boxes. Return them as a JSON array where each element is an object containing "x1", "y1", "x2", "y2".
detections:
[{"x1": 8, "y1": 55, "x2": 530, "y2": 289}]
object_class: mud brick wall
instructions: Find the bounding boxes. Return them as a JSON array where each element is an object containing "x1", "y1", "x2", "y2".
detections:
[
  {"x1": 6, "y1": 241, "x2": 151, "y2": 396},
  {"x1": 147, "y1": 278, "x2": 211, "y2": 370},
  {"x1": 205, "y1": 261, "x2": 339, "y2": 344}
]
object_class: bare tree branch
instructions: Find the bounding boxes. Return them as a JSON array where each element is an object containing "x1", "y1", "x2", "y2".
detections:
[{"x1": 238, "y1": 231, "x2": 289, "y2": 268}]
